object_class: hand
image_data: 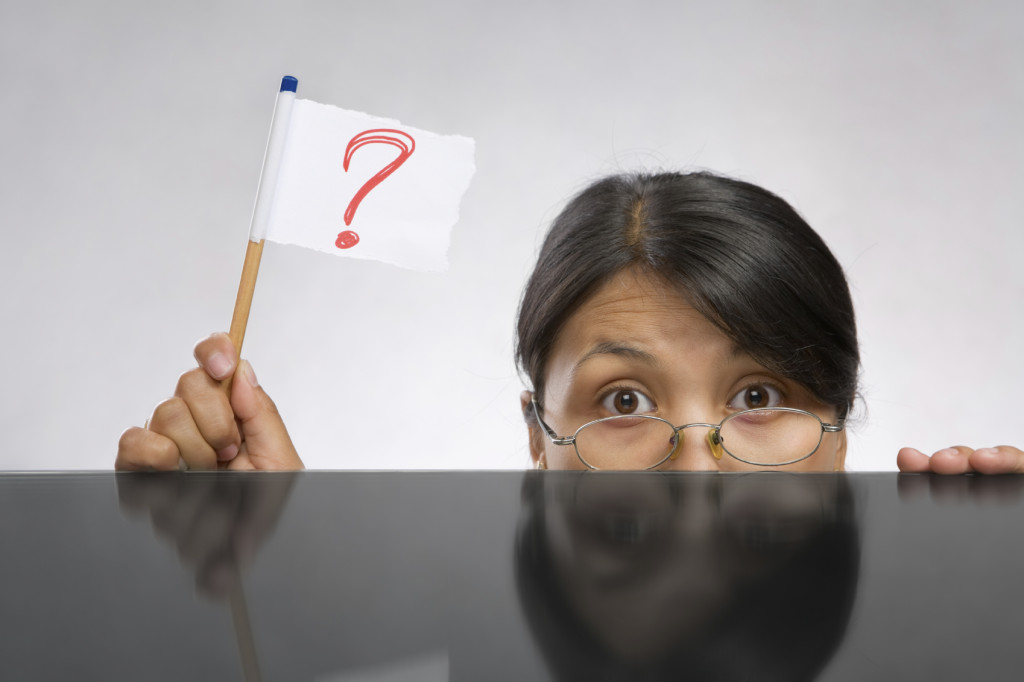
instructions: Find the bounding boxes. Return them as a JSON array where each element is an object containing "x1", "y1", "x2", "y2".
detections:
[
  {"x1": 116, "y1": 471, "x2": 297, "y2": 598},
  {"x1": 896, "y1": 445, "x2": 1024, "y2": 475},
  {"x1": 116, "y1": 332, "x2": 303, "y2": 471},
  {"x1": 897, "y1": 466, "x2": 1024, "y2": 503}
]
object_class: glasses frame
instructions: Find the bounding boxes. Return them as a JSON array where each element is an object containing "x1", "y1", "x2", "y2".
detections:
[{"x1": 531, "y1": 399, "x2": 846, "y2": 470}]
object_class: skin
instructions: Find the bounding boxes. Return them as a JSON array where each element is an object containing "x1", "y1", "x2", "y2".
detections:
[
  {"x1": 523, "y1": 267, "x2": 1024, "y2": 473},
  {"x1": 896, "y1": 445, "x2": 1024, "y2": 475},
  {"x1": 522, "y1": 268, "x2": 847, "y2": 472},
  {"x1": 116, "y1": 333, "x2": 302, "y2": 471},
  {"x1": 119, "y1": 272, "x2": 1021, "y2": 474}
]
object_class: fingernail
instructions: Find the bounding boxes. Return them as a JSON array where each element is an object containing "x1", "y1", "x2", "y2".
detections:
[
  {"x1": 217, "y1": 444, "x2": 239, "y2": 462},
  {"x1": 207, "y1": 352, "x2": 233, "y2": 379},
  {"x1": 240, "y1": 360, "x2": 259, "y2": 387},
  {"x1": 974, "y1": 447, "x2": 999, "y2": 457},
  {"x1": 935, "y1": 447, "x2": 960, "y2": 457}
]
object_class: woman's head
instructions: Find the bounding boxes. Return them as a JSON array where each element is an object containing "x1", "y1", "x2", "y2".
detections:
[
  {"x1": 516, "y1": 172, "x2": 859, "y2": 471},
  {"x1": 515, "y1": 471, "x2": 861, "y2": 680}
]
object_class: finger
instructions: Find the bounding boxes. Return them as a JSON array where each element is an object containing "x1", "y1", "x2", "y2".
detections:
[
  {"x1": 896, "y1": 471, "x2": 932, "y2": 500},
  {"x1": 196, "y1": 557, "x2": 238, "y2": 600},
  {"x1": 149, "y1": 476, "x2": 216, "y2": 551},
  {"x1": 969, "y1": 446, "x2": 1024, "y2": 475},
  {"x1": 116, "y1": 426, "x2": 181, "y2": 471},
  {"x1": 225, "y1": 442, "x2": 258, "y2": 471},
  {"x1": 896, "y1": 447, "x2": 932, "y2": 473},
  {"x1": 175, "y1": 482, "x2": 242, "y2": 569},
  {"x1": 927, "y1": 475, "x2": 973, "y2": 504},
  {"x1": 232, "y1": 473, "x2": 298, "y2": 564},
  {"x1": 928, "y1": 446, "x2": 975, "y2": 475},
  {"x1": 149, "y1": 397, "x2": 218, "y2": 470},
  {"x1": 175, "y1": 368, "x2": 241, "y2": 462},
  {"x1": 193, "y1": 332, "x2": 238, "y2": 381},
  {"x1": 227, "y1": 360, "x2": 303, "y2": 470},
  {"x1": 116, "y1": 468, "x2": 180, "y2": 515},
  {"x1": 966, "y1": 476, "x2": 1024, "y2": 505}
]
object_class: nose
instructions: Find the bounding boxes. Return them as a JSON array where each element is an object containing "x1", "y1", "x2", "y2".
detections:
[{"x1": 662, "y1": 424, "x2": 722, "y2": 472}]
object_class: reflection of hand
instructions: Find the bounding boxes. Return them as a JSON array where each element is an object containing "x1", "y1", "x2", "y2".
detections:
[
  {"x1": 116, "y1": 472, "x2": 297, "y2": 598},
  {"x1": 896, "y1": 445, "x2": 1024, "y2": 475},
  {"x1": 116, "y1": 332, "x2": 303, "y2": 471},
  {"x1": 897, "y1": 468, "x2": 1024, "y2": 504}
]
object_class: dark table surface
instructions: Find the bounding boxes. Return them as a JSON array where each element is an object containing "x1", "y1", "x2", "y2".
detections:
[{"x1": 2, "y1": 471, "x2": 1022, "y2": 681}]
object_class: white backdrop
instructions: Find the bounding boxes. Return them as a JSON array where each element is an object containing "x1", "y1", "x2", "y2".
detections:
[{"x1": 1, "y1": 0, "x2": 1021, "y2": 471}]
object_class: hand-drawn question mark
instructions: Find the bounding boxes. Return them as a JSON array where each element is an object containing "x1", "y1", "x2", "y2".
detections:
[{"x1": 335, "y1": 129, "x2": 416, "y2": 250}]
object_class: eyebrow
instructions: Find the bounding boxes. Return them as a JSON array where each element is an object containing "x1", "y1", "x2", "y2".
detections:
[{"x1": 572, "y1": 342, "x2": 660, "y2": 376}]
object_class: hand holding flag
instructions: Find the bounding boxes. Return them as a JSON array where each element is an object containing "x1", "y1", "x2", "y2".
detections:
[{"x1": 119, "y1": 75, "x2": 477, "y2": 473}]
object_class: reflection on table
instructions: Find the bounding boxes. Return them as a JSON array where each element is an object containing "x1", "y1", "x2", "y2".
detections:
[
  {"x1": 517, "y1": 472, "x2": 858, "y2": 681},
  {"x1": 1, "y1": 471, "x2": 1023, "y2": 681}
]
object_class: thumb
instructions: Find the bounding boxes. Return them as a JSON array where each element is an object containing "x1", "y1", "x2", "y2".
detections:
[{"x1": 228, "y1": 360, "x2": 303, "y2": 470}]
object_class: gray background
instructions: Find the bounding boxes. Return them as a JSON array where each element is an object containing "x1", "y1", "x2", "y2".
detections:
[{"x1": 1, "y1": 0, "x2": 1021, "y2": 471}]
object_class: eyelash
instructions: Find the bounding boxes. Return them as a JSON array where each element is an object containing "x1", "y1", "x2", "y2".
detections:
[
  {"x1": 593, "y1": 377, "x2": 790, "y2": 416},
  {"x1": 729, "y1": 378, "x2": 788, "y2": 409},
  {"x1": 597, "y1": 383, "x2": 656, "y2": 413}
]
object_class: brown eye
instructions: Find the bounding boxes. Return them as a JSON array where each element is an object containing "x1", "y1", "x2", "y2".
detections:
[
  {"x1": 615, "y1": 391, "x2": 639, "y2": 414},
  {"x1": 728, "y1": 383, "x2": 783, "y2": 410},
  {"x1": 746, "y1": 386, "x2": 768, "y2": 408},
  {"x1": 600, "y1": 389, "x2": 656, "y2": 415}
]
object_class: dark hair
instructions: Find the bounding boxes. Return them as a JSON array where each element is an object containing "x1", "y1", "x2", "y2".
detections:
[
  {"x1": 515, "y1": 171, "x2": 859, "y2": 414},
  {"x1": 515, "y1": 471, "x2": 860, "y2": 681}
]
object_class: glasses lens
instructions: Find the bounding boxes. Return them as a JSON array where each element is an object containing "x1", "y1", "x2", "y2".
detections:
[
  {"x1": 575, "y1": 416, "x2": 677, "y2": 470},
  {"x1": 719, "y1": 409, "x2": 823, "y2": 465}
]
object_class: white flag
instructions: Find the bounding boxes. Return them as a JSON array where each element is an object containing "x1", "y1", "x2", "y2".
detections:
[{"x1": 265, "y1": 99, "x2": 476, "y2": 272}]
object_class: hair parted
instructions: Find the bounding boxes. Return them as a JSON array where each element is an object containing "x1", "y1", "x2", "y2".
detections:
[{"x1": 515, "y1": 171, "x2": 859, "y2": 413}]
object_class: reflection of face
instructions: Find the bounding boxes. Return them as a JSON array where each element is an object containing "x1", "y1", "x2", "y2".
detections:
[
  {"x1": 544, "y1": 475, "x2": 727, "y2": 661},
  {"x1": 526, "y1": 267, "x2": 846, "y2": 471},
  {"x1": 541, "y1": 473, "x2": 838, "y2": 664}
]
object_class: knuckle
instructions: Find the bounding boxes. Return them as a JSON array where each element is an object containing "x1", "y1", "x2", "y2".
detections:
[
  {"x1": 149, "y1": 439, "x2": 182, "y2": 470},
  {"x1": 116, "y1": 428, "x2": 180, "y2": 471},
  {"x1": 175, "y1": 368, "x2": 214, "y2": 399},
  {"x1": 153, "y1": 396, "x2": 191, "y2": 430},
  {"x1": 118, "y1": 427, "x2": 144, "y2": 451},
  {"x1": 205, "y1": 412, "x2": 239, "y2": 446}
]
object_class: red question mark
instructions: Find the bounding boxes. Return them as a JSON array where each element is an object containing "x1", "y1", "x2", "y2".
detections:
[{"x1": 336, "y1": 129, "x2": 416, "y2": 250}]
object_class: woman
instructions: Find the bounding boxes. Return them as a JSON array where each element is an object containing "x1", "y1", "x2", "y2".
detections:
[{"x1": 116, "y1": 171, "x2": 1021, "y2": 473}]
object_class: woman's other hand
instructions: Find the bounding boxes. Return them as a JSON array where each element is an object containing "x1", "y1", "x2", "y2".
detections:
[
  {"x1": 116, "y1": 332, "x2": 303, "y2": 471},
  {"x1": 897, "y1": 445, "x2": 1024, "y2": 475}
]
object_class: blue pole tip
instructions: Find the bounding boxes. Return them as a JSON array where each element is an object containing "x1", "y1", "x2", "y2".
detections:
[{"x1": 280, "y1": 76, "x2": 298, "y2": 93}]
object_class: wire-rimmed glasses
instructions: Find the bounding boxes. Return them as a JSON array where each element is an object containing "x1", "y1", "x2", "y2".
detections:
[{"x1": 531, "y1": 399, "x2": 845, "y2": 469}]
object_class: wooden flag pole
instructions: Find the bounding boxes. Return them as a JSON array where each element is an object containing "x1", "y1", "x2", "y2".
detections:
[
  {"x1": 229, "y1": 239, "x2": 264, "y2": 352},
  {"x1": 225, "y1": 243, "x2": 263, "y2": 678},
  {"x1": 230, "y1": 570, "x2": 263, "y2": 682},
  {"x1": 222, "y1": 75, "x2": 299, "y2": 682},
  {"x1": 224, "y1": 239, "x2": 266, "y2": 393}
]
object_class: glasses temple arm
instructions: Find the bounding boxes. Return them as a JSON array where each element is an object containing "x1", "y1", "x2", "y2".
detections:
[{"x1": 530, "y1": 398, "x2": 574, "y2": 444}]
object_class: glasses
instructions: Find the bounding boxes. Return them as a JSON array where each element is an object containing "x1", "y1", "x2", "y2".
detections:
[{"x1": 532, "y1": 399, "x2": 845, "y2": 469}]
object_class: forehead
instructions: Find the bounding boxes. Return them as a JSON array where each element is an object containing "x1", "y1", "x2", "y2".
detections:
[{"x1": 554, "y1": 268, "x2": 733, "y2": 359}]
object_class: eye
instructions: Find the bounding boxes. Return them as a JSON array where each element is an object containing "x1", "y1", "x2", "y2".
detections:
[
  {"x1": 600, "y1": 388, "x2": 656, "y2": 415},
  {"x1": 728, "y1": 383, "x2": 783, "y2": 410}
]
